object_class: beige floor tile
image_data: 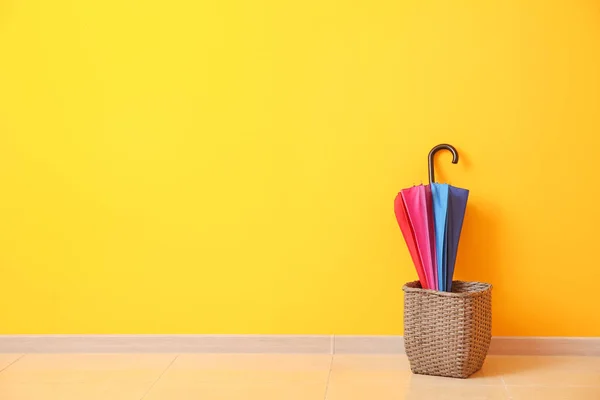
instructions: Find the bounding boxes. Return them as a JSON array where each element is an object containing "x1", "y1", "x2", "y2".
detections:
[
  {"x1": 0, "y1": 368, "x2": 159, "y2": 385},
  {"x1": 328, "y1": 368, "x2": 414, "y2": 387},
  {"x1": 507, "y1": 386, "x2": 600, "y2": 400},
  {"x1": 0, "y1": 354, "x2": 175, "y2": 400},
  {"x1": 326, "y1": 378, "x2": 509, "y2": 400},
  {"x1": 326, "y1": 366, "x2": 411, "y2": 399},
  {"x1": 0, "y1": 354, "x2": 175, "y2": 384},
  {"x1": 166, "y1": 369, "x2": 328, "y2": 383},
  {"x1": 502, "y1": 370, "x2": 600, "y2": 386},
  {"x1": 144, "y1": 379, "x2": 327, "y2": 400},
  {"x1": 484, "y1": 356, "x2": 600, "y2": 373},
  {"x1": 171, "y1": 354, "x2": 332, "y2": 371},
  {"x1": 401, "y1": 385, "x2": 510, "y2": 400},
  {"x1": 5, "y1": 354, "x2": 176, "y2": 371},
  {"x1": 152, "y1": 355, "x2": 331, "y2": 390},
  {"x1": 158, "y1": 354, "x2": 331, "y2": 384},
  {"x1": 331, "y1": 355, "x2": 410, "y2": 371},
  {"x1": 484, "y1": 356, "x2": 600, "y2": 386},
  {"x1": 0, "y1": 354, "x2": 23, "y2": 372},
  {"x1": 326, "y1": 379, "x2": 407, "y2": 399},
  {"x1": 0, "y1": 354, "x2": 597, "y2": 400},
  {"x1": 0, "y1": 381, "x2": 155, "y2": 400}
]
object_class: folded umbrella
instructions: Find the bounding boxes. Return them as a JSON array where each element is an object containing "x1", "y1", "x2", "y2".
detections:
[{"x1": 395, "y1": 144, "x2": 469, "y2": 292}]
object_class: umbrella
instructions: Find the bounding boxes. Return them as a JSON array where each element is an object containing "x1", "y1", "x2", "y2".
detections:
[
  {"x1": 428, "y1": 144, "x2": 469, "y2": 292},
  {"x1": 394, "y1": 144, "x2": 469, "y2": 292}
]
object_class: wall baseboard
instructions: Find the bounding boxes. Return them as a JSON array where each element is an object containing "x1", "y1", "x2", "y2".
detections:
[
  {"x1": 0, "y1": 335, "x2": 597, "y2": 356},
  {"x1": 487, "y1": 337, "x2": 600, "y2": 356}
]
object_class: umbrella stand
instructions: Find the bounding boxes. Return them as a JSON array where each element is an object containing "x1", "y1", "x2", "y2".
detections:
[{"x1": 399, "y1": 143, "x2": 492, "y2": 379}]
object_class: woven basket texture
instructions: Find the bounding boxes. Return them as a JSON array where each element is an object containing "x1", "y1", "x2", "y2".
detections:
[{"x1": 403, "y1": 280, "x2": 492, "y2": 379}]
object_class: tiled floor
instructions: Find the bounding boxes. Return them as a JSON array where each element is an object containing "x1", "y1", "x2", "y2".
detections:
[{"x1": 0, "y1": 353, "x2": 598, "y2": 399}]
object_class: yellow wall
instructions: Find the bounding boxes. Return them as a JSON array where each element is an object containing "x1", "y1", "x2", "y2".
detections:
[{"x1": 1, "y1": 0, "x2": 599, "y2": 336}]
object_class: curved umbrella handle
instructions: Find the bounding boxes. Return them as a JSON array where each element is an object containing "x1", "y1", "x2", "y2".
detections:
[{"x1": 428, "y1": 144, "x2": 459, "y2": 184}]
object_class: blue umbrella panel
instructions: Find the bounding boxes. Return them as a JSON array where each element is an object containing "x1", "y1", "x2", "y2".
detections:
[{"x1": 431, "y1": 183, "x2": 469, "y2": 292}]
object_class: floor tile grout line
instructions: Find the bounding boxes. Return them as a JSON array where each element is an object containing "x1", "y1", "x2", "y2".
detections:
[
  {"x1": 323, "y1": 354, "x2": 334, "y2": 400},
  {"x1": 500, "y1": 376, "x2": 513, "y2": 399},
  {"x1": 0, "y1": 354, "x2": 26, "y2": 375},
  {"x1": 139, "y1": 354, "x2": 179, "y2": 400}
]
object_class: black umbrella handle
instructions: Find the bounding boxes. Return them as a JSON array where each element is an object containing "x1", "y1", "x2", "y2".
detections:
[{"x1": 428, "y1": 144, "x2": 459, "y2": 184}]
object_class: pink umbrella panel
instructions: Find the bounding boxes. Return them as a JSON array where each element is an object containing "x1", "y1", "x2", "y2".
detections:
[
  {"x1": 394, "y1": 193, "x2": 429, "y2": 289},
  {"x1": 396, "y1": 185, "x2": 438, "y2": 290}
]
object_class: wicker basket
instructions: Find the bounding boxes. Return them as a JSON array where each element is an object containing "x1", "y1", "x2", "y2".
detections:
[{"x1": 403, "y1": 280, "x2": 492, "y2": 379}]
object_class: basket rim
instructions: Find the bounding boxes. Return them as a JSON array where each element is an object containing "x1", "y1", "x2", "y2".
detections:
[{"x1": 402, "y1": 280, "x2": 492, "y2": 297}]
